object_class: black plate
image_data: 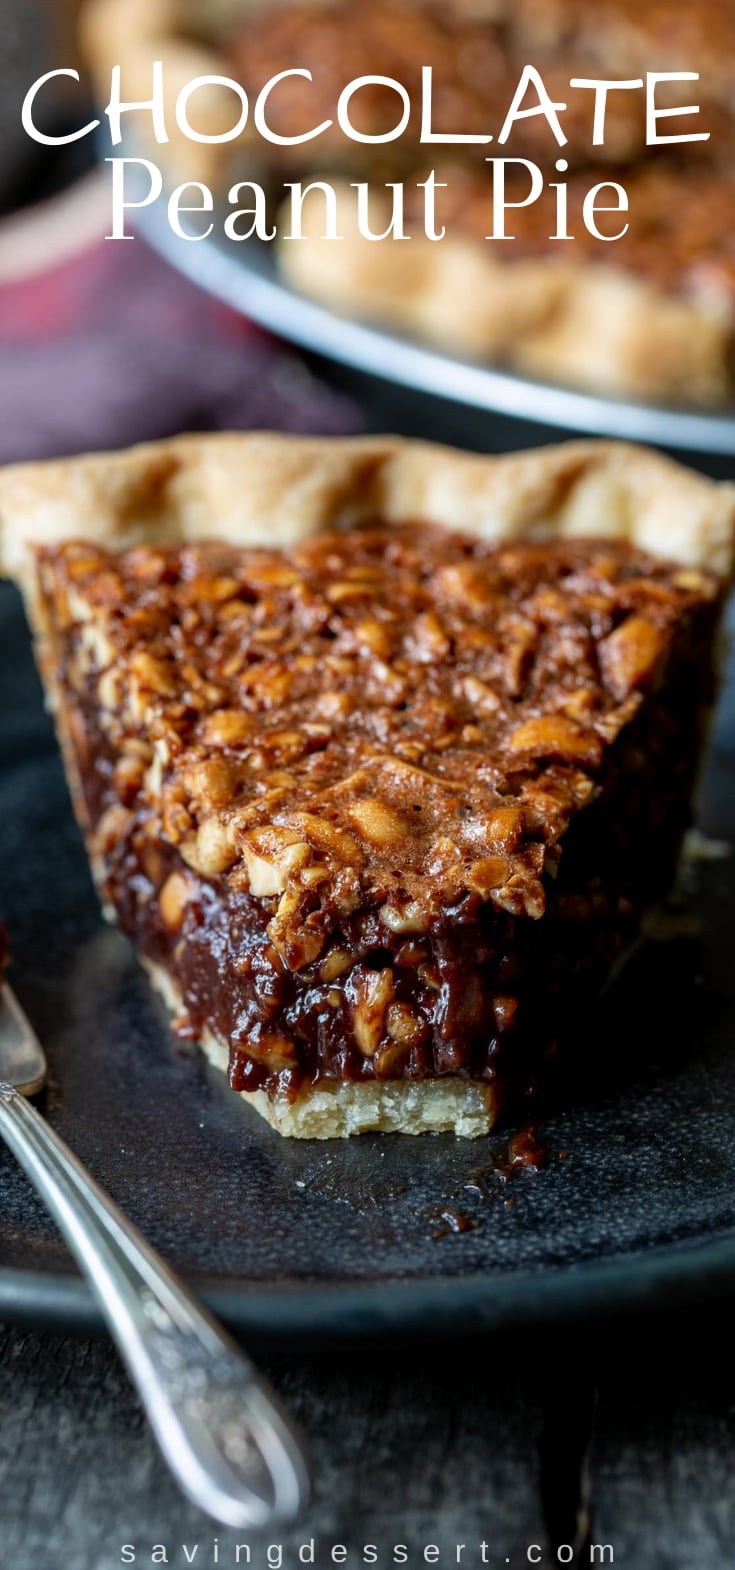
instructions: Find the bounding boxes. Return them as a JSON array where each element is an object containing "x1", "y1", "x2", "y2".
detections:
[{"x1": 2, "y1": 581, "x2": 735, "y2": 1339}]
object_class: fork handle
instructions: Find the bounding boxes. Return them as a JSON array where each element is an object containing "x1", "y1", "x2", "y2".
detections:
[{"x1": 0, "y1": 1082, "x2": 309, "y2": 1527}]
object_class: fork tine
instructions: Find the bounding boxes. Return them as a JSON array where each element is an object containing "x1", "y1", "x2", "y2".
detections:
[{"x1": 0, "y1": 985, "x2": 47, "y2": 1095}]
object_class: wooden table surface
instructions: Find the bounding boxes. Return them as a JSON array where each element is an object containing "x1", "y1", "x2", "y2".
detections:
[{"x1": 2, "y1": 1305, "x2": 734, "y2": 1570}]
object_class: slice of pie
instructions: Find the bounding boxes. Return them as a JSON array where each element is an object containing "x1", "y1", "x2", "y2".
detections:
[
  {"x1": 1, "y1": 434, "x2": 733, "y2": 1137},
  {"x1": 83, "y1": 0, "x2": 735, "y2": 407}
]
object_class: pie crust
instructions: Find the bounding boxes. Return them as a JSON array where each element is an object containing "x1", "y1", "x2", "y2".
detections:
[{"x1": 1, "y1": 432, "x2": 733, "y2": 1138}]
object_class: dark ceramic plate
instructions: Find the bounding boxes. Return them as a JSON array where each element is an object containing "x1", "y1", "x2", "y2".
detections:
[{"x1": 2, "y1": 581, "x2": 735, "y2": 1340}]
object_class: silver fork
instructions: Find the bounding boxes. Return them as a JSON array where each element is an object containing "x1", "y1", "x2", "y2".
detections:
[{"x1": 0, "y1": 982, "x2": 310, "y2": 1528}]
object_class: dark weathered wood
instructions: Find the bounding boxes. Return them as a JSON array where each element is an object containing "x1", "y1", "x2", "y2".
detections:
[
  {"x1": 586, "y1": 1309, "x2": 735, "y2": 1570},
  {"x1": 0, "y1": 1328, "x2": 552, "y2": 1570},
  {"x1": 7, "y1": 1312, "x2": 735, "y2": 1570}
]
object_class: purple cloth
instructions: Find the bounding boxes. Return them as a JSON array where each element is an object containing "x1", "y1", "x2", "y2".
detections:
[
  {"x1": 0, "y1": 333, "x2": 362, "y2": 464},
  {"x1": 0, "y1": 233, "x2": 361, "y2": 463}
]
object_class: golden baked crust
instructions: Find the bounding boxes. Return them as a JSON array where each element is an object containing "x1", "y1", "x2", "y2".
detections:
[
  {"x1": 2, "y1": 432, "x2": 733, "y2": 1138},
  {"x1": 2, "y1": 431, "x2": 734, "y2": 580},
  {"x1": 81, "y1": 0, "x2": 735, "y2": 178}
]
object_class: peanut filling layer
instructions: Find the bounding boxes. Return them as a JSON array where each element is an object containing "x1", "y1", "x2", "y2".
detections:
[{"x1": 36, "y1": 526, "x2": 723, "y2": 1104}]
